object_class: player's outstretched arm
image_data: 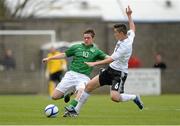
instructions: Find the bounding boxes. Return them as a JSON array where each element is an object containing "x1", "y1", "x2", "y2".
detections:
[
  {"x1": 85, "y1": 57, "x2": 114, "y2": 67},
  {"x1": 42, "y1": 53, "x2": 66, "y2": 63},
  {"x1": 126, "y1": 6, "x2": 135, "y2": 32}
]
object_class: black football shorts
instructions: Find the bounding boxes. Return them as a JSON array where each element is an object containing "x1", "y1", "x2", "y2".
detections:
[{"x1": 99, "y1": 66, "x2": 127, "y2": 93}]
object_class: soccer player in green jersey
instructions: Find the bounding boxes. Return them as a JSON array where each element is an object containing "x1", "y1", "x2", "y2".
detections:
[{"x1": 42, "y1": 29, "x2": 108, "y2": 117}]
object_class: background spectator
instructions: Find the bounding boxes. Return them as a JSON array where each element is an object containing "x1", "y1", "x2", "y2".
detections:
[
  {"x1": 153, "y1": 53, "x2": 167, "y2": 70},
  {"x1": 2, "y1": 49, "x2": 16, "y2": 71}
]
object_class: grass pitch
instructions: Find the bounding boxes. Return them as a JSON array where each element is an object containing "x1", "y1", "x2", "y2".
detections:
[{"x1": 0, "y1": 94, "x2": 180, "y2": 125}]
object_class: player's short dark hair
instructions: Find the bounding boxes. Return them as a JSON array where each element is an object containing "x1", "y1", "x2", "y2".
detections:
[
  {"x1": 83, "y1": 29, "x2": 95, "y2": 38},
  {"x1": 113, "y1": 24, "x2": 127, "y2": 35}
]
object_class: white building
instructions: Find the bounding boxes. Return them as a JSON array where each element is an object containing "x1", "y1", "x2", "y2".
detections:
[{"x1": 5, "y1": 0, "x2": 180, "y2": 22}]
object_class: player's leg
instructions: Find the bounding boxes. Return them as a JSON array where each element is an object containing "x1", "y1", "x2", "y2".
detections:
[
  {"x1": 110, "y1": 74, "x2": 136, "y2": 102},
  {"x1": 52, "y1": 71, "x2": 76, "y2": 100},
  {"x1": 64, "y1": 91, "x2": 73, "y2": 103},
  {"x1": 64, "y1": 72, "x2": 90, "y2": 108},
  {"x1": 55, "y1": 71, "x2": 72, "y2": 103},
  {"x1": 65, "y1": 68, "x2": 111, "y2": 116},
  {"x1": 63, "y1": 74, "x2": 91, "y2": 117},
  {"x1": 63, "y1": 89, "x2": 82, "y2": 117},
  {"x1": 66, "y1": 87, "x2": 84, "y2": 109},
  {"x1": 75, "y1": 75, "x2": 100, "y2": 113},
  {"x1": 62, "y1": 71, "x2": 81, "y2": 103},
  {"x1": 111, "y1": 90, "x2": 143, "y2": 109},
  {"x1": 62, "y1": 71, "x2": 74, "y2": 103},
  {"x1": 110, "y1": 73, "x2": 143, "y2": 109},
  {"x1": 110, "y1": 73, "x2": 136, "y2": 102},
  {"x1": 111, "y1": 90, "x2": 136, "y2": 102},
  {"x1": 51, "y1": 89, "x2": 64, "y2": 100},
  {"x1": 52, "y1": 71, "x2": 64, "y2": 97},
  {"x1": 64, "y1": 75, "x2": 101, "y2": 117}
]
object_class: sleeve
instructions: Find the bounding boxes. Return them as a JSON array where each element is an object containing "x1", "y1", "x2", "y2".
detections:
[
  {"x1": 127, "y1": 30, "x2": 135, "y2": 43},
  {"x1": 65, "y1": 44, "x2": 79, "y2": 57},
  {"x1": 97, "y1": 49, "x2": 107, "y2": 60}
]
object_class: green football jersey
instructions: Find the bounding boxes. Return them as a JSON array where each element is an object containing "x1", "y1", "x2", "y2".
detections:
[{"x1": 65, "y1": 43, "x2": 107, "y2": 76}]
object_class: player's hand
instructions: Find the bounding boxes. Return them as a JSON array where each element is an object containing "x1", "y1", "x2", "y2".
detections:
[
  {"x1": 126, "y1": 5, "x2": 132, "y2": 16},
  {"x1": 42, "y1": 58, "x2": 49, "y2": 63},
  {"x1": 85, "y1": 62, "x2": 96, "y2": 67}
]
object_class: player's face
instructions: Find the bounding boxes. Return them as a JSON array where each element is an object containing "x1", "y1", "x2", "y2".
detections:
[
  {"x1": 83, "y1": 34, "x2": 93, "y2": 45},
  {"x1": 113, "y1": 28, "x2": 122, "y2": 40}
]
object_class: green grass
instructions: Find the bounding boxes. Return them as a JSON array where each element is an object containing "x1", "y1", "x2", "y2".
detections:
[{"x1": 0, "y1": 94, "x2": 180, "y2": 125}]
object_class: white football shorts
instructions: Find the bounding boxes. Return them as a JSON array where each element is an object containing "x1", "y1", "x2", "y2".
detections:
[{"x1": 55, "y1": 71, "x2": 90, "y2": 93}]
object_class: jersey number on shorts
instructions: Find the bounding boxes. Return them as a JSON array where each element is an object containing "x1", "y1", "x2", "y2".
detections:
[{"x1": 115, "y1": 83, "x2": 119, "y2": 89}]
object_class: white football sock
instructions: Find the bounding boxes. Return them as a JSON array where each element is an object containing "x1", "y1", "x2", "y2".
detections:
[
  {"x1": 75, "y1": 91, "x2": 90, "y2": 113},
  {"x1": 120, "y1": 93, "x2": 136, "y2": 102}
]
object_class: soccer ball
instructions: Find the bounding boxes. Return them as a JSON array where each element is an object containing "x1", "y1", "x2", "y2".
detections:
[{"x1": 44, "y1": 104, "x2": 59, "y2": 117}]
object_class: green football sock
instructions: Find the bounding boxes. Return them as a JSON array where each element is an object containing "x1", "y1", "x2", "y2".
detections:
[{"x1": 69, "y1": 99, "x2": 78, "y2": 108}]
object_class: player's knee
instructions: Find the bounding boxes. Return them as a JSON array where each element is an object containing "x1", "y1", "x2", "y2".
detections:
[
  {"x1": 111, "y1": 94, "x2": 120, "y2": 102},
  {"x1": 85, "y1": 85, "x2": 92, "y2": 93},
  {"x1": 51, "y1": 95, "x2": 58, "y2": 100},
  {"x1": 51, "y1": 90, "x2": 64, "y2": 100},
  {"x1": 51, "y1": 93, "x2": 62, "y2": 100}
]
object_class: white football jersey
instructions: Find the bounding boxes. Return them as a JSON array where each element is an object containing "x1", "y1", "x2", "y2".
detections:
[{"x1": 109, "y1": 30, "x2": 135, "y2": 73}]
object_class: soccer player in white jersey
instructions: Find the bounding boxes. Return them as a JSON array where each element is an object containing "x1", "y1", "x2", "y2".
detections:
[{"x1": 65, "y1": 6, "x2": 144, "y2": 117}]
